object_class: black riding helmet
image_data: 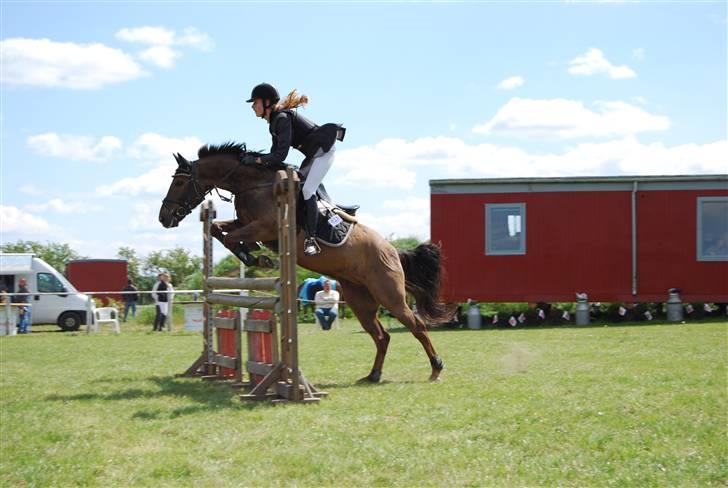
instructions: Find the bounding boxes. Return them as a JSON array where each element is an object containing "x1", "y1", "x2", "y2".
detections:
[{"x1": 246, "y1": 83, "x2": 280, "y2": 104}]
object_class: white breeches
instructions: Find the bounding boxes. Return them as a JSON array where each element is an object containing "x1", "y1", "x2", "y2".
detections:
[{"x1": 301, "y1": 145, "x2": 335, "y2": 201}]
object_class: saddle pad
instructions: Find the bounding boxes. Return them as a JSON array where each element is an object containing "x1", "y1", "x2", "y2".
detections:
[{"x1": 315, "y1": 206, "x2": 355, "y2": 247}]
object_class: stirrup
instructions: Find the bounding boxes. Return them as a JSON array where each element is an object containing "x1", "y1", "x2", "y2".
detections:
[{"x1": 303, "y1": 237, "x2": 321, "y2": 256}]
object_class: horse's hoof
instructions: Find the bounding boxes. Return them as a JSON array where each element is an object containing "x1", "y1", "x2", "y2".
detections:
[
  {"x1": 257, "y1": 255, "x2": 275, "y2": 268},
  {"x1": 357, "y1": 369, "x2": 381, "y2": 384},
  {"x1": 429, "y1": 370, "x2": 442, "y2": 382}
]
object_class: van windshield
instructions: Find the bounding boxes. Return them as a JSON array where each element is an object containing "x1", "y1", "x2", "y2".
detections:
[{"x1": 38, "y1": 273, "x2": 67, "y2": 293}]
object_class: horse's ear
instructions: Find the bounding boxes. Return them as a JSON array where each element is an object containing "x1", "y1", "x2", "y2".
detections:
[{"x1": 173, "y1": 153, "x2": 190, "y2": 168}]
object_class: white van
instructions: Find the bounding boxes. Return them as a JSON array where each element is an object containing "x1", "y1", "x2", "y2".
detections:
[{"x1": 0, "y1": 253, "x2": 93, "y2": 331}]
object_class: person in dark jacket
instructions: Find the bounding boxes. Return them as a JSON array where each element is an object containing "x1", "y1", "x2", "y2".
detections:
[
  {"x1": 245, "y1": 82, "x2": 344, "y2": 256},
  {"x1": 122, "y1": 279, "x2": 139, "y2": 322}
]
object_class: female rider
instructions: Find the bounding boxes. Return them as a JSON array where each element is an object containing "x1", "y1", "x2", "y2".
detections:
[{"x1": 246, "y1": 82, "x2": 344, "y2": 256}]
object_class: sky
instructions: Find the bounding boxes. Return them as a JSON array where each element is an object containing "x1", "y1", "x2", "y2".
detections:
[{"x1": 1, "y1": 1, "x2": 726, "y2": 262}]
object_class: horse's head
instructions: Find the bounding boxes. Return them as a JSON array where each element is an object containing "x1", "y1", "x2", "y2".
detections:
[{"x1": 159, "y1": 152, "x2": 211, "y2": 228}]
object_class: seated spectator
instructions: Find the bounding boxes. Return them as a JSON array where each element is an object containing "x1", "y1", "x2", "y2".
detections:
[{"x1": 314, "y1": 280, "x2": 339, "y2": 330}]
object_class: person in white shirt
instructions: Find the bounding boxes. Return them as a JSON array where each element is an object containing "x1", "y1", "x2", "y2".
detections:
[
  {"x1": 151, "y1": 272, "x2": 175, "y2": 331},
  {"x1": 314, "y1": 280, "x2": 339, "y2": 330}
]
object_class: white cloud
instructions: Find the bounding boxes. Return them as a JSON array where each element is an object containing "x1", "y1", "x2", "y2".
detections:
[
  {"x1": 27, "y1": 133, "x2": 122, "y2": 161},
  {"x1": 19, "y1": 184, "x2": 42, "y2": 196},
  {"x1": 116, "y1": 26, "x2": 213, "y2": 69},
  {"x1": 568, "y1": 48, "x2": 636, "y2": 79},
  {"x1": 357, "y1": 210, "x2": 430, "y2": 241},
  {"x1": 25, "y1": 198, "x2": 101, "y2": 214},
  {"x1": 0, "y1": 38, "x2": 144, "y2": 89},
  {"x1": 0, "y1": 206, "x2": 51, "y2": 233},
  {"x1": 138, "y1": 45, "x2": 180, "y2": 69},
  {"x1": 382, "y1": 197, "x2": 429, "y2": 212},
  {"x1": 472, "y1": 98, "x2": 669, "y2": 139},
  {"x1": 175, "y1": 27, "x2": 214, "y2": 51},
  {"x1": 115, "y1": 26, "x2": 176, "y2": 46},
  {"x1": 97, "y1": 133, "x2": 203, "y2": 196},
  {"x1": 333, "y1": 135, "x2": 726, "y2": 189},
  {"x1": 127, "y1": 132, "x2": 203, "y2": 163},
  {"x1": 97, "y1": 164, "x2": 177, "y2": 197},
  {"x1": 497, "y1": 76, "x2": 525, "y2": 90}
]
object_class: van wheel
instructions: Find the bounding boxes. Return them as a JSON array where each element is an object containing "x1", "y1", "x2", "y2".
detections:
[{"x1": 58, "y1": 312, "x2": 82, "y2": 331}]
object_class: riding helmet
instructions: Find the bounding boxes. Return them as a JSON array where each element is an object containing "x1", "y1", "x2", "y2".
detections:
[{"x1": 246, "y1": 83, "x2": 280, "y2": 103}]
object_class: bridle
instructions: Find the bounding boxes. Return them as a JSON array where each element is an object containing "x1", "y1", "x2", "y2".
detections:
[{"x1": 161, "y1": 163, "x2": 211, "y2": 221}]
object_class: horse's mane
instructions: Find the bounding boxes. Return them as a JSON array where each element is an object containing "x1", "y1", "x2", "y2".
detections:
[
  {"x1": 198, "y1": 141, "x2": 261, "y2": 159},
  {"x1": 197, "y1": 142, "x2": 286, "y2": 170}
]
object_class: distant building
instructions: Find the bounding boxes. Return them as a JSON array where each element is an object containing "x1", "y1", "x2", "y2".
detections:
[{"x1": 430, "y1": 175, "x2": 728, "y2": 303}]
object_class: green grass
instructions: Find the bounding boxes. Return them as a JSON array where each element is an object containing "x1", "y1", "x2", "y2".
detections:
[{"x1": 1, "y1": 317, "x2": 726, "y2": 487}]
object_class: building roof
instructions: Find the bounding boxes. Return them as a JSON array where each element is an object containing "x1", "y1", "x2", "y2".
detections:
[{"x1": 430, "y1": 174, "x2": 728, "y2": 194}]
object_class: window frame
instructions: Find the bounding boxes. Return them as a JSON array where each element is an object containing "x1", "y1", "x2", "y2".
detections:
[
  {"x1": 37, "y1": 272, "x2": 67, "y2": 293},
  {"x1": 485, "y1": 203, "x2": 527, "y2": 256},
  {"x1": 697, "y1": 196, "x2": 728, "y2": 262}
]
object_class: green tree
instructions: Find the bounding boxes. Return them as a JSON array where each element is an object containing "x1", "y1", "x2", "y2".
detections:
[
  {"x1": 143, "y1": 247, "x2": 201, "y2": 288},
  {"x1": 388, "y1": 237, "x2": 422, "y2": 250},
  {"x1": 116, "y1": 247, "x2": 142, "y2": 284},
  {"x1": 0, "y1": 240, "x2": 86, "y2": 273}
]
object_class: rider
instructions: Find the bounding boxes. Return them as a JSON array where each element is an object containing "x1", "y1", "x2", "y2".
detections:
[{"x1": 246, "y1": 82, "x2": 344, "y2": 256}]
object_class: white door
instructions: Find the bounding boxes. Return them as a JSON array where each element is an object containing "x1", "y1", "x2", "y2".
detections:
[{"x1": 32, "y1": 272, "x2": 71, "y2": 324}]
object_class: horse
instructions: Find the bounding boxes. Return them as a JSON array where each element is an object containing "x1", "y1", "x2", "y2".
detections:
[{"x1": 159, "y1": 142, "x2": 449, "y2": 382}]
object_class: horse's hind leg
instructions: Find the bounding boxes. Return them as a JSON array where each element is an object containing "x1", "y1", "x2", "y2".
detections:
[
  {"x1": 372, "y1": 286, "x2": 444, "y2": 382},
  {"x1": 339, "y1": 280, "x2": 390, "y2": 383}
]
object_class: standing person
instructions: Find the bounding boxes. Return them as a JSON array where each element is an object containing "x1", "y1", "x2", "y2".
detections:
[
  {"x1": 13, "y1": 278, "x2": 31, "y2": 334},
  {"x1": 122, "y1": 279, "x2": 139, "y2": 322},
  {"x1": 245, "y1": 82, "x2": 345, "y2": 256},
  {"x1": 314, "y1": 280, "x2": 340, "y2": 331},
  {"x1": 151, "y1": 273, "x2": 174, "y2": 331}
]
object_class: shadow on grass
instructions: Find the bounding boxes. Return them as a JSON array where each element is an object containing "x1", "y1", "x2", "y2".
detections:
[{"x1": 44, "y1": 376, "x2": 272, "y2": 417}]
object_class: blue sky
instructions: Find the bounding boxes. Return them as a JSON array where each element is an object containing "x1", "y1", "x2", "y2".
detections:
[{"x1": 1, "y1": 1, "x2": 726, "y2": 261}]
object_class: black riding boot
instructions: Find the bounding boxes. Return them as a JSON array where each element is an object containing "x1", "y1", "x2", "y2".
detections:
[{"x1": 303, "y1": 197, "x2": 321, "y2": 256}]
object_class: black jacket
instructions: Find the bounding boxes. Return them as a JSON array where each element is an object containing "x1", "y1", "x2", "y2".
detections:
[
  {"x1": 260, "y1": 109, "x2": 343, "y2": 166},
  {"x1": 123, "y1": 284, "x2": 138, "y2": 303}
]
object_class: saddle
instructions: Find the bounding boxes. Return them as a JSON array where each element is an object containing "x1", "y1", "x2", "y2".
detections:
[{"x1": 308, "y1": 181, "x2": 359, "y2": 247}]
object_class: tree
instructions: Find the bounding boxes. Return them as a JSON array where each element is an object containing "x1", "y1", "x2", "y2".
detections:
[
  {"x1": 143, "y1": 247, "x2": 201, "y2": 289},
  {"x1": 0, "y1": 240, "x2": 85, "y2": 273},
  {"x1": 388, "y1": 237, "x2": 422, "y2": 251},
  {"x1": 116, "y1": 247, "x2": 142, "y2": 284}
]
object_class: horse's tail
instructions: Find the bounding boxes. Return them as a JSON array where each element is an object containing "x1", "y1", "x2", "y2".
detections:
[{"x1": 398, "y1": 243, "x2": 450, "y2": 324}]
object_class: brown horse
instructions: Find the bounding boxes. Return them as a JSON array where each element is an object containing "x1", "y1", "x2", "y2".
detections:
[{"x1": 159, "y1": 142, "x2": 448, "y2": 382}]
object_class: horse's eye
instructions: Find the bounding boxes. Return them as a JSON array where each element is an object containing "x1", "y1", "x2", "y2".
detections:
[{"x1": 174, "y1": 180, "x2": 184, "y2": 187}]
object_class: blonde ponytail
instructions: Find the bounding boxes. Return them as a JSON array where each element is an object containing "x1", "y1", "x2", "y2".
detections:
[{"x1": 277, "y1": 89, "x2": 309, "y2": 110}]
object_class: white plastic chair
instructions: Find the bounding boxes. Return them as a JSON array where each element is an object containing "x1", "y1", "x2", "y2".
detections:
[
  {"x1": 314, "y1": 303, "x2": 340, "y2": 330},
  {"x1": 93, "y1": 307, "x2": 120, "y2": 334}
]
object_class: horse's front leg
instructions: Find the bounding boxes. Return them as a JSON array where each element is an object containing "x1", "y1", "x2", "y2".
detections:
[
  {"x1": 208, "y1": 220, "x2": 264, "y2": 267},
  {"x1": 222, "y1": 220, "x2": 277, "y2": 267}
]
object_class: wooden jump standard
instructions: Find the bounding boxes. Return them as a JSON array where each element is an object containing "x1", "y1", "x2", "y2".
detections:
[{"x1": 180, "y1": 167, "x2": 325, "y2": 404}]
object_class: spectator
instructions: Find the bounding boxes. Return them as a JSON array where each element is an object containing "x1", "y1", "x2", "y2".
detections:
[
  {"x1": 122, "y1": 279, "x2": 139, "y2": 322},
  {"x1": 13, "y1": 278, "x2": 31, "y2": 334},
  {"x1": 151, "y1": 272, "x2": 174, "y2": 331},
  {"x1": 314, "y1": 280, "x2": 339, "y2": 330}
]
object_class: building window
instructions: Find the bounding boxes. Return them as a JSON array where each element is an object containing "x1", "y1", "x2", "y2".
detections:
[
  {"x1": 485, "y1": 203, "x2": 526, "y2": 255},
  {"x1": 37, "y1": 272, "x2": 66, "y2": 293},
  {"x1": 697, "y1": 197, "x2": 728, "y2": 261}
]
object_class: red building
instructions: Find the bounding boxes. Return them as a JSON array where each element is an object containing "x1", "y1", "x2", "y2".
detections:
[
  {"x1": 430, "y1": 175, "x2": 728, "y2": 304},
  {"x1": 65, "y1": 259, "x2": 129, "y2": 305}
]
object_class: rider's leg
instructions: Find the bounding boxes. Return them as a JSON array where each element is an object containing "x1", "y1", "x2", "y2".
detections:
[{"x1": 301, "y1": 145, "x2": 336, "y2": 256}]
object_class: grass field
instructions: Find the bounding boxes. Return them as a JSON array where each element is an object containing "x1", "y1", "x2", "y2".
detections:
[{"x1": 1, "y1": 315, "x2": 726, "y2": 487}]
